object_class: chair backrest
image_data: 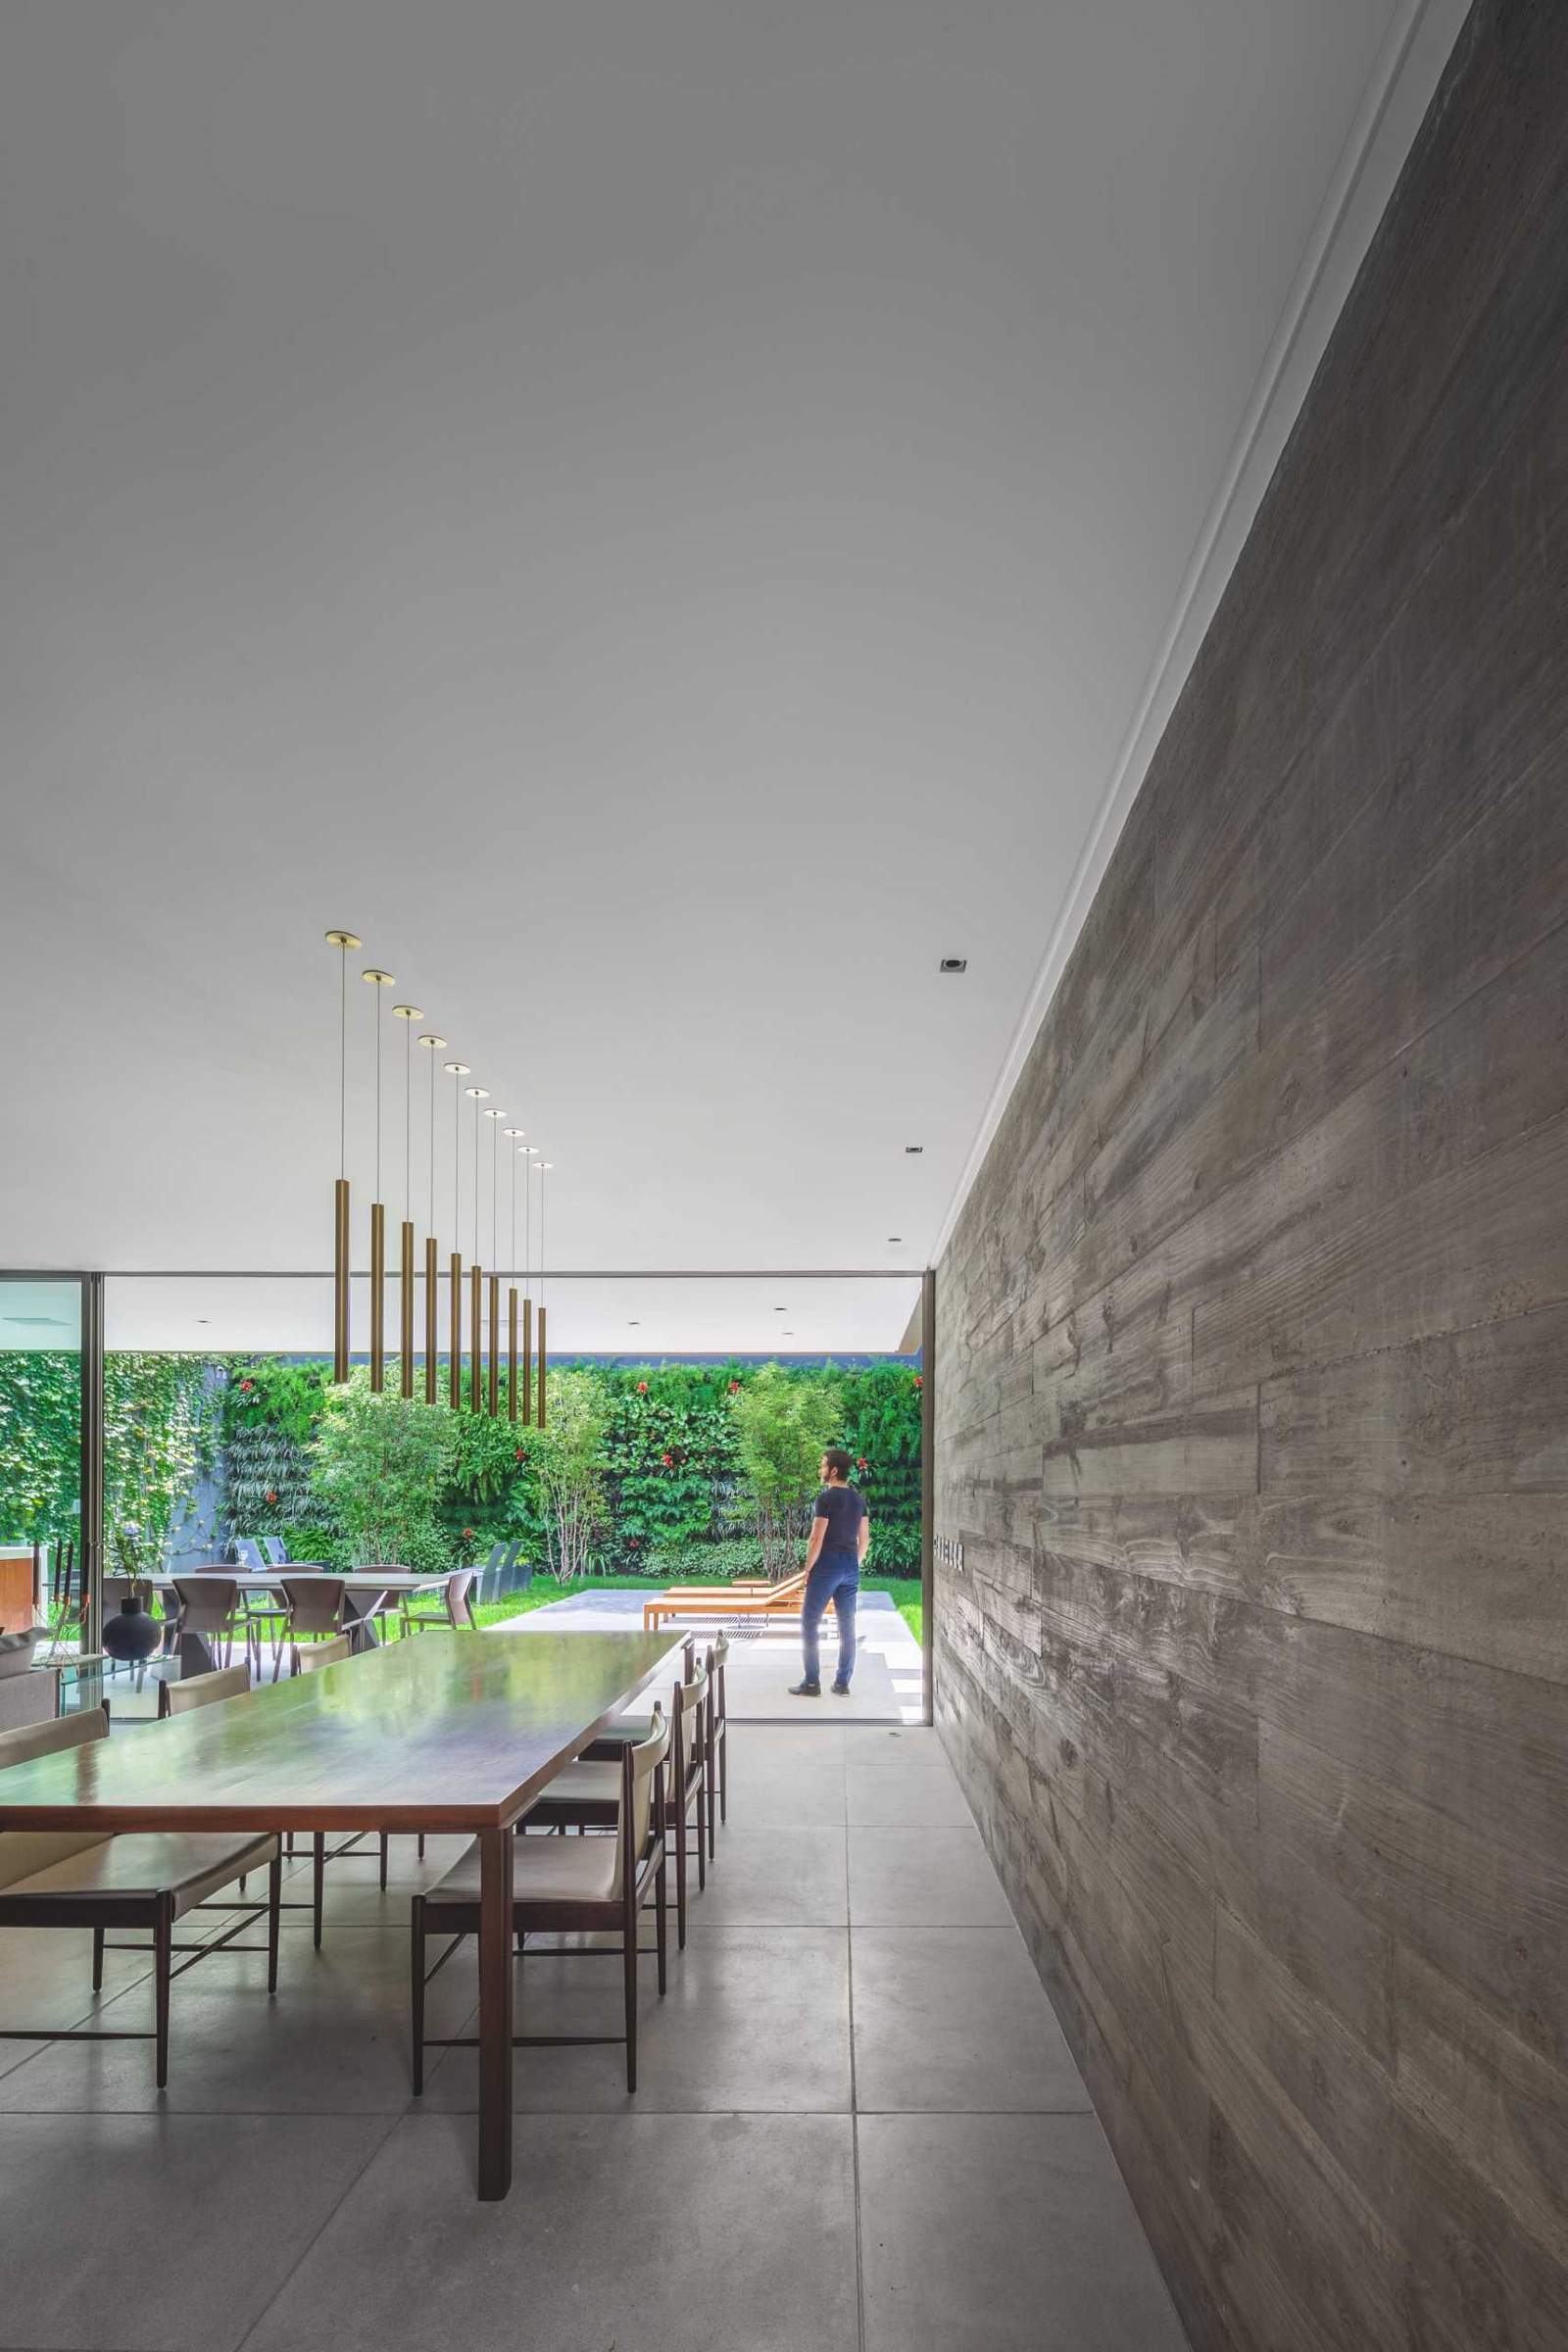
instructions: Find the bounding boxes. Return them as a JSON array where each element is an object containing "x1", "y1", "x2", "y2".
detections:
[
  {"x1": 260, "y1": 1537, "x2": 290, "y2": 1566},
  {"x1": 283, "y1": 1578, "x2": 346, "y2": 1636},
  {"x1": 232, "y1": 1538, "x2": 267, "y2": 1569},
  {"x1": 296, "y1": 1630, "x2": 353, "y2": 1674},
  {"x1": 444, "y1": 1570, "x2": 478, "y2": 1628},
  {"x1": 0, "y1": 1707, "x2": 110, "y2": 1886},
  {"x1": 172, "y1": 1577, "x2": 238, "y2": 1635},
  {"x1": 615, "y1": 1703, "x2": 669, "y2": 1897},
  {"x1": 672, "y1": 1664, "x2": 709, "y2": 1782},
  {"x1": 707, "y1": 1632, "x2": 729, "y2": 1725},
  {"x1": 501, "y1": 1538, "x2": 524, "y2": 1572},
  {"x1": 159, "y1": 1662, "x2": 251, "y2": 1719}
]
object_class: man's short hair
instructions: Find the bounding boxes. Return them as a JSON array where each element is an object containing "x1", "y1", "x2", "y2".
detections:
[{"x1": 822, "y1": 1446, "x2": 853, "y2": 1481}]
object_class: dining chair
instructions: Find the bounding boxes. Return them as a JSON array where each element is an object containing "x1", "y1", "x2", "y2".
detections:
[
  {"x1": 706, "y1": 1632, "x2": 730, "y2": 1851},
  {"x1": 411, "y1": 1710, "x2": 670, "y2": 2095},
  {"x1": 157, "y1": 1660, "x2": 251, "y2": 1719},
  {"x1": 282, "y1": 1578, "x2": 350, "y2": 1676},
  {"x1": 0, "y1": 1707, "x2": 283, "y2": 2088},
  {"x1": 399, "y1": 1569, "x2": 479, "y2": 1638},
  {"x1": 292, "y1": 1631, "x2": 385, "y2": 1929},
  {"x1": 171, "y1": 1577, "x2": 247, "y2": 1674},
  {"x1": 534, "y1": 1665, "x2": 708, "y2": 1948}
]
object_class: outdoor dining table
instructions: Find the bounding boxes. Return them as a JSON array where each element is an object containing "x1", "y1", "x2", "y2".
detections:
[
  {"x1": 165, "y1": 1568, "x2": 447, "y2": 1674},
  {"x1": 0, "y1": 1627, "x2": 680, "y2": 2197}
]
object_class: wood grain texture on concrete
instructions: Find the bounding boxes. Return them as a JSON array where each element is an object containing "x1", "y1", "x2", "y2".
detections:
[{"x1": 932, "y1": 6, "x2": 1568, "y2": 2348}]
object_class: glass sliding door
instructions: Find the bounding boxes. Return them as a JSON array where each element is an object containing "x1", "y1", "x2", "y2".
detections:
[{"x1": 0, "y1": 1273, "x2": 99, "y2": 1714}]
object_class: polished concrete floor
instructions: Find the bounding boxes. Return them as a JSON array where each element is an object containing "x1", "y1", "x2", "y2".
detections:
[{"x1": 0, "y1": 1719, "x2": 1188, "y2": 2352}]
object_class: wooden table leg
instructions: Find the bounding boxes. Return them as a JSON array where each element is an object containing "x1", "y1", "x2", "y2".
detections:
[{"x1": 476, "y1": 1822, "x2": 514, "y2": 2199}]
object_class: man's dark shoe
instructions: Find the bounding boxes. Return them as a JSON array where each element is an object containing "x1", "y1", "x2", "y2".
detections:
[
  {"x1": 831, "y1": 1680, "x2": 852, "y2": 1695},
  {"x1": 789, "y1": 1679, "x2": 822, "y2": 1697}
]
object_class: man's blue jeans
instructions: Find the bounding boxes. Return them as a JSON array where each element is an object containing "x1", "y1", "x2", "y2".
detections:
[{"x1": 802, "y1": 1549, "x2": 859, "y2": 1688}]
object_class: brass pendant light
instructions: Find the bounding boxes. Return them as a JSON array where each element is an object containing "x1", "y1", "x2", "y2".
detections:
[
  {"x1": 484, "y1": 1106, "x2": 506, "y2": 1415},
  {"x1": 325, "y1": 931, "x2": 361, "y2": 1381},
  {"x1": 466, "y1": 1086, "x2": 488, "y2": 1413},
  {"x1": 521, "y1": 1145, "x2": 535, "y2": 1423},
  {"x1": 418, "y1": 1033, "x2": 446, "y2": 1402},
  {"x1": 536, "y1": 1160, "x2": 551, "y2": 1429},
  {"x1": 444, "y1": 1061, "x2": 469, "y2": 1409},
  {"x1": 503, "y1": 1128, "x2": 525, "y2": 1423},
  {"x1": 362, "y1": 967, "x2": 396, "y2": 1391},
  {"x1": 393, "y1": 1004, "x2": 423, "y2": 1398}
]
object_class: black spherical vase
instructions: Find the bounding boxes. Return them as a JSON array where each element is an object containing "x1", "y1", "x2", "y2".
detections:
[{"x1": 102, "y1": 1594, "x2": 161, "y2": 1665}]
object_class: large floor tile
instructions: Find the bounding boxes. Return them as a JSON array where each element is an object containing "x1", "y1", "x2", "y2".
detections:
[
  {"x1": 0, "y1": 1926, "x2": 473, "y2": 2114},
  {"x1": 726, "y1": 1742, "x2": 847, "y2": 1827},
  {"x1": 852, "y1": 1928, "x2": 1091, "y2": 2113},
  {"x1": 858, "y1": 2113, "x2": 1189, "y2": 2352},
  {"x1": 0, "y1": 2110, "x2": 394, "y2": 2351},
  {"x1": 243, "y1": 2110, "x2": 859, "y2": 2352},
  {"x1": 843, "y1": 1725, "x2": 949, "y2": 1766},
  {"x1": 848, "y1": 1827, "x2": 1014, "y2": 1927},
  {"x1": 425, "y1": 1924, "x2": 851, "y2": 2113},
  {"x1": 692, "y1": 1827, "x2": 848, "y2": 1926},
  {"x1": 846, "y1": 1759, "x2": 972, "y2": 1827}
]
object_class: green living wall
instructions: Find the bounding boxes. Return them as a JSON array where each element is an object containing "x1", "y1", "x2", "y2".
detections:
[
  {"x1": 0, "y1": 1351, "x2": 920, "y2": 1577},
  {"x1": 0, "y1": 1352, "x2": 220, "y2": 1554},
  {"x1": 222, "y1": 1355, "x2": 922, "y2": 1576}
]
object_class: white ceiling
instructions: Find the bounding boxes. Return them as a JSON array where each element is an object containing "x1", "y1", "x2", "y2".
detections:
[{"x1": 1, "y1": 0, "x2": 1411, "y2": 1350}]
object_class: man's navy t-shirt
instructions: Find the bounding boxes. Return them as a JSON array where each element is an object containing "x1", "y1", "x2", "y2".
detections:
[{"x1": 814, "y1": 1484, "x2": 867, "y2": 1558}]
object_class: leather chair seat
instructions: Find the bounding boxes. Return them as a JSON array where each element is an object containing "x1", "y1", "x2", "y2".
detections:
[
  {"x1": 3, "y1": 1830, "x2": 279, "y2": 1918},
  {"x1": 429, "y1": 1832, "x2": 618, "y2": 1906}
]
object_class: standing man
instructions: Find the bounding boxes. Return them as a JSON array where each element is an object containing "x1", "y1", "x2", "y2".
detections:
[{"x1": 791, "y1": 1447, "x2": 869, "y2": 1696}]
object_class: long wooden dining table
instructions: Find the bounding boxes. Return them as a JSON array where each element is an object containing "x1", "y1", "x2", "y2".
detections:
[{"x1": 0, "y1": 1627, "x2": 681, "y2": 2197}]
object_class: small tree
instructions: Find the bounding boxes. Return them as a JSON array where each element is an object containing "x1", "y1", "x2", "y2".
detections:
[
  {"x1": 728, "y1": 1364, "x2": 841, "y2": 1576},
  {"x1": 521, "y1": 1369, "x2": 610, "y2": 1582},
  {"x1": 309, "y1": 1374, "x2": 457, "y2": 1567}
]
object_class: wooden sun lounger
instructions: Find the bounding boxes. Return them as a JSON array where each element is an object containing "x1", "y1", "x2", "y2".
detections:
[{"x1": 642, "y1": 1570, "x2": 808, "y2": 1632}]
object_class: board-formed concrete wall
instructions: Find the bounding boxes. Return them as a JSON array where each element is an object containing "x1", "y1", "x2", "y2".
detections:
[{"x1": 933, "y1": 7, "x2": 1568, "y2": 2346}]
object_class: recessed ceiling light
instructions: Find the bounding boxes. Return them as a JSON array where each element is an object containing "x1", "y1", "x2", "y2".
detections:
[
  {"x1": 774, "y1": 1305, "x2": 787, "y2": 1312},
  {"x1": 888, "y1": 1236, "x2": 903, "y2": 1244},
  {"x1": 782, "y1": 1331, "x2": 795, "y2": 1336},
  {"x1": 905, "y1": 1145, "x2": 923, "y2": 1154},
  {"x1": 939, "y1": 956, "x2": 967, "y2": 973},
  {"x1": 628, "y1": 1320, "x2": 640, "y2": 1327}
]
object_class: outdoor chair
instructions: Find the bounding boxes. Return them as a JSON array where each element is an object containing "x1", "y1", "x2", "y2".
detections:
[
  {"x1": 642, "y1": 1566, "x2": 809, "y2": 1632},
  {"x1": 282, "y1": 1578, "x2": 350, "y2": 1676},
  {"x1": 227, "y1": 1540, "x2": 287, "y2": 1673},
  {"x1": 412, "y1": 1709, "x2": 670, "y2": 2095},
  {"x1": 260, "y1": 1537, "x2": 292, "y2": 1567},
  {"x1": 0, "y1": 1707, "x2": 282, "y2": 2089},
  {"x1": 400, "y1": 1569, "x2": 478, "y2": 1638},
  {"x1": 171, "y1": 1576, "x2": 247, "y2": 1673}
]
